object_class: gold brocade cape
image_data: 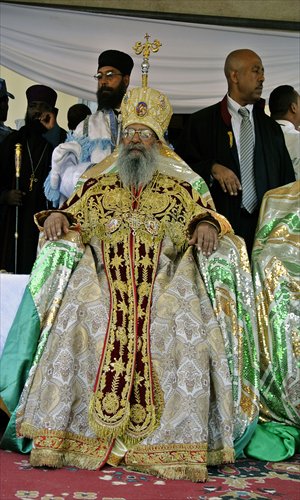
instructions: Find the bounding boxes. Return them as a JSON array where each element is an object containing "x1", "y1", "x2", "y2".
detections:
[
  {"x1": 52, "y1": 172, "x2": 231, "y2": 440},
  {"x1": 79, "y1": 143, "x2": 216, "y2": 209},
  {"x1": 252, "y1": 180, "x2": 300, "y2": 427},
  {"x1": 1, "y1": 156, "x2": 260, "y2": 481},
  {"x1": 244, "y1": 181, "x2": 300, "y2": 461},
  {"x1": 15, "y1": 172, "x2": 235, "y2": 481}
]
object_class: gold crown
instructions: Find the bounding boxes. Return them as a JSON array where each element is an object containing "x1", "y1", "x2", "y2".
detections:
[{"x1": 121, "y1": 86, "x2": 173, "y2": 142}]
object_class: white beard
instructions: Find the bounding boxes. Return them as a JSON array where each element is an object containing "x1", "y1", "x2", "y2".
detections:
[{"x1": 116, "y1": 142, "x2": 159, "y2": 189}]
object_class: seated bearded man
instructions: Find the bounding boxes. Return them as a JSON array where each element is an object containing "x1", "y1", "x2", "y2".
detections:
[{"x1": 0, "y1": 85, "x2": 259, "y2": 482}]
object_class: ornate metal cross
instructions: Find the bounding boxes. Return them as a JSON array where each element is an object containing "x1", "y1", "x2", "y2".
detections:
[{"x1": 133, "y1": 33, "x2": 162, "y2": 87}]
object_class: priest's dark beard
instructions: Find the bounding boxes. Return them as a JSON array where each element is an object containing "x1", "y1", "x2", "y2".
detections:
[
  {"x1": 97, "y1": 80, "x2": 127, "y2": 110},
  {"x1": 117, "y1": 143, "x2": 159, "y2": 189}
]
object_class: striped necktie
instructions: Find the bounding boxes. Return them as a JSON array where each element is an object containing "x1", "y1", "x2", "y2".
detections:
[{"x1": 238, "y1": 107, "x2": 257, "y2": 213}]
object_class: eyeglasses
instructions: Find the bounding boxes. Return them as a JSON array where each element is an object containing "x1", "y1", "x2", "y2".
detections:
[
  {"x1": 122, "y1": 128, "x2": 155, "y2": 140},
  {"x1": 93, "y1": 71, "x2": 123, "y2": 81}
]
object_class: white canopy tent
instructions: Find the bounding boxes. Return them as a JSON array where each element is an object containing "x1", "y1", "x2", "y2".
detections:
[{"x1": 1, "y1": 2, "x2": 299, "y2": 113}]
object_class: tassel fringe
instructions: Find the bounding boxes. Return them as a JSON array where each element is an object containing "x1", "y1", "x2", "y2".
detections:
[
  {"x1": 125, "y1": 463, "x2": 208, "y2": 482},
  {"x1": 30, "y1": 448, "x2": 103, "y2": 470}
]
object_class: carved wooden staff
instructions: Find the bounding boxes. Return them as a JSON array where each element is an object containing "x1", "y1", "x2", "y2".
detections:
[{"x1": 14, "y1": 143, "x2": 22, "y2": 274}]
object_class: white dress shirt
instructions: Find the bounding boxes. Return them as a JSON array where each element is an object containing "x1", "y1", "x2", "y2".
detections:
[
  {"x1": 276, "y1": 119, "x2": 300, "y2": 180},
  {"x1": 227, "y1": 94, "x2": 254, "y2": 161}
]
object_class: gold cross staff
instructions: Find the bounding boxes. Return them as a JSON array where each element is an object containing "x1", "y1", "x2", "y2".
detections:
[{"x1": 133, "y1": 33, "x2": 162, "y2": 87}]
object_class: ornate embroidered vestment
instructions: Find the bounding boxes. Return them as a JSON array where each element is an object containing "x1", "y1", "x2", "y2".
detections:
[
  {"x1": 62, "y1": 172, "x2": 230, "y2": 444},
  {"x1": 1, "y1": 171, "x2": 251, "y2": 481}
]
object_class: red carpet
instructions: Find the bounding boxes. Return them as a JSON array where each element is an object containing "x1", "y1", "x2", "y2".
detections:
[{"x1": 0, "y1": 450, "x2": 299, "y2": 500}]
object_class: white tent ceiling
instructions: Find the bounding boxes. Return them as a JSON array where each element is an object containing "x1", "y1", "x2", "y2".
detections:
[{"x1": 1, "y1": 2, "x2": 299, "y2": 113}]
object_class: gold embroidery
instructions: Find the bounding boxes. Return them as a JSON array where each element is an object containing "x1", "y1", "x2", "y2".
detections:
[
  {"x1": 125, "y1": 441, "x2": 207, "y2": 464},
  {"x1": 102, "y1": 392, "x2": 120, "y2": 414},
  {"x1": 124, "y1": 442, "x2": 209, "y2": 482},
  {"x1": 131, "y1": 403, "x2": 146, "y2": 424},
  {"x1": 124, "y1": 442, "x2": 234, "y2": 482},
  {"x1": 292, "y1": 328, "x2": 300, "y2": 358},
  {"x1": 20, "y1": 422, "x2": 111, "y2": 470},
  {"x1": 66, "y1": 173, "x2": 227, "y2": 444},
  {"x1": 65, "y1": 172, "x2": 226, "y2": 248}
]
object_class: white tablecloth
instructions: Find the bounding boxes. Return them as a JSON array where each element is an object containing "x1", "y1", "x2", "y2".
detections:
[{"x1": 0, "y1": 274, "x2": 29, "y2": 356}]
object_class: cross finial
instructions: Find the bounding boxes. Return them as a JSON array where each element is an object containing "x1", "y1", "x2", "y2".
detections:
[{"x1": 133, "y1": 33, "x2": 162, "y2": 87}]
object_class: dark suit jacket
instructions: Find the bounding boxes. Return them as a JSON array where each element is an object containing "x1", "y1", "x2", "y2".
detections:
[{"x1": 175, "y1": 96, "x2": 295, "y2": 236}]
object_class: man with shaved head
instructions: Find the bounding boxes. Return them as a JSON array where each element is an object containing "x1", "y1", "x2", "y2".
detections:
[{"x1": 176, "y1": 49, "x2": 295, "y2": 255}]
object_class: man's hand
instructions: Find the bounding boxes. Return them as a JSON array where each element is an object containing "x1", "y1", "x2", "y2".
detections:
[
  {"x1": 43, "y1": 212, "x2": 70, "y2": 240},
  {"x1": 39, "y1": 111, "x2": 56, "y2": 130},
  {"x1": 1, "y1": 189, "x2": 24, "y2": 206},
  {"x1": 188, "y1": 222, "x2": 219, "y2": 256},
  {"x1": 211, "y1": 163, "x2": 242, "y2": 195}
]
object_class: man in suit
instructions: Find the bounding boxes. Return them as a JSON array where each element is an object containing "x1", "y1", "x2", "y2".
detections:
[{"x1": 175, "y1": 49, "x2": 295, "y2": 255}]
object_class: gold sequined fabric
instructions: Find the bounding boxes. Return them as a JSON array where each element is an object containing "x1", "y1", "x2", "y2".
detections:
[
  {"x1": 252, "y1": 181, "x2": 300, "y2": 426},
  {"x1": 197, "y1": 233, "x2": 260, "y2": 440},
  {"x1": 16, "y1": 173, "x2": 235, "y2": 479}
]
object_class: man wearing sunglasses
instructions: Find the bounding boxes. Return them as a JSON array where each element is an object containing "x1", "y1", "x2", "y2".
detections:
[{"x1": 46, "y1": 49, "x2": 134, "y2": 207}]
